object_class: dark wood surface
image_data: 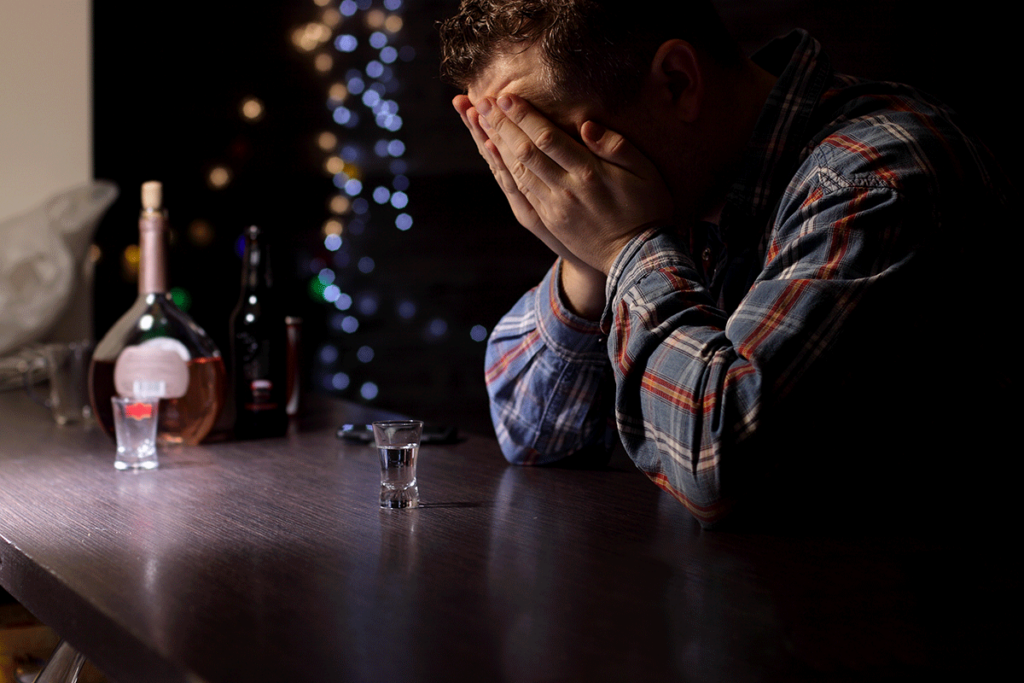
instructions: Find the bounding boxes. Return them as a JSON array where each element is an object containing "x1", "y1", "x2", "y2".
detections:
[{"x1": 0, "y1": 389, "x2": 1018, "y2": 682}]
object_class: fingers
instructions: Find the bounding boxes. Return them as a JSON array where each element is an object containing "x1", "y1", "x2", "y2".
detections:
[
  {"x1": 581, "y1": 120, "x2": 660, "y2": 180},
  {"x1": 476, "y1": 95, "x2": 583, "y2": 193},
  {"x1": 455, "y1": 100, "x2": 532, "y2": 207},
  {"x1": 455, "y1": 96, "x2": 537, "y2": 209},
  {"x1": 453, "y1": 95, "x2": 501, "y2": 172},
  {"x1": 451, "y1": 93, "x2": 604, "y2": 270},
  {"x1": 453, "y1": 95, "x2": 571, "y2": 261}
]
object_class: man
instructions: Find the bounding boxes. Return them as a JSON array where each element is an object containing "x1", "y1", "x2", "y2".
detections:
[{"x1": 439, "y1": 1, "x2": 1012, "y2": 528}]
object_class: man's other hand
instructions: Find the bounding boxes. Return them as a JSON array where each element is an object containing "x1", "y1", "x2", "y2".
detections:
[
  {"x1": 475, "y1": 94, "x2": 673, "y2": 275},
  {"x1": 453, "y1": 95, "x2": 579, "y2": 263},
  {"x1": 454, "y1": 94, "x2": 607, "y2": 318}
]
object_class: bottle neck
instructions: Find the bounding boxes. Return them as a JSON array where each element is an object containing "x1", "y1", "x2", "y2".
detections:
[
  {"x1": 138, "y1": 209, "x2": 168, "y2": 295},
  {"x1": 241, "y1": 234, "x2": 273, "y2": 292}
]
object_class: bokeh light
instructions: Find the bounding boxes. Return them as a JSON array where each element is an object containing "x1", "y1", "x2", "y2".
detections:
[
  {"x1": 188, "y1": 220, "x2": 215, "y2": 247},
  {"x1": 121, "y1": 245, "x2": 140, "y2": 282},
  {"x1": 207, "y1": 166, "x2": 231, "y2": 189},
  {"x1": 305, "y1": 0, "x2": 418, "y2": 406},
  {"x1": 318, "y1": 131, "x2": 338, "y2": 150},
  {"x1": 315, "y1": 54, "x2": 334, "y2": 72},
  {"x1": 319, "y1": 344, "x2": 339, "y2": 364},
  {"x1": 240, "y1": 97, "x2": 264, "y2": 122},
  {"x1": 170, "y1": 287, "x2": 192, "y2": 312},
  {"x1": 330, "y1": 195, "x2": 351, "y2": 214},
  {"x1": 292, "y1": 23, "x2": 332, "y2": 52}
]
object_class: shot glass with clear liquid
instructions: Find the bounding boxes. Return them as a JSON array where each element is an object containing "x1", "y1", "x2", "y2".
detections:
[
  {"x1": 373, "y1": 420, "x2": 422, "y2": 509},
  {"x1": 111, "y1": 396, "x2": 159, "y2": 470}
]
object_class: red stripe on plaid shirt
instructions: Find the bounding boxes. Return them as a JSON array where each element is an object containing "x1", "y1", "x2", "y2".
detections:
[
  {"x1": 736, "y1": 279, "x2": 810, "y2": 358},
  {"x1": 640, "y1": 361, "x2": 756, "y2": 417},
  {"x1": 612, "y1": 299, "x2": 634, "y2": 376},
  {"x1": 814, "y1": 191, "x2": 862, "y2": 279},
  {"x1": 869, "y1": 94, "x2": 962, "y2": 179},
  {"x1": 647, "y1": 471, "x2": 731, "y2": 524},
  {"x1": 485, "y1": 328, "x2": 541, "y2": 384},
  {"x1": 827, "y1": 134, "x2": 900, "y2": 186},
  {"x1": 641, "y1": 372, "x2": 700, "y2": 414},
  {"x1": 766, "y1": 186, "x2": 825, "y2": 267}
]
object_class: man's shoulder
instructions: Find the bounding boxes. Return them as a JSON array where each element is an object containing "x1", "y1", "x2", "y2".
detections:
[{"x1": 793, "y1": 75, "x2": 1001, "y2": 198}]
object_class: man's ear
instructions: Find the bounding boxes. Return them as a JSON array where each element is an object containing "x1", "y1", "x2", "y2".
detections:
[{"x1": 649, "y1": 39, "x2": 703, "y2": 123}]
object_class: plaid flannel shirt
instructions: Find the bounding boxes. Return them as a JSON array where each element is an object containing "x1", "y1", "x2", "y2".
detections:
[{"x1": 484, "y1": 30, "x2": 1010, "y2": 526}]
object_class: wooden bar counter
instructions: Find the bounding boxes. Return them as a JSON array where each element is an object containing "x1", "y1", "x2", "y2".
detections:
[{"x1": 0, "y1": 390, "x2": 1017, "y2": 682}]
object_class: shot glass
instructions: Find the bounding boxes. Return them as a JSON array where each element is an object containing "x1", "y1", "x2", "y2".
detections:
[
  {"x1": 24, "y1": 340, "x2": 94, "y2": 425},
  {"x1": 373, "y1": 420, "x2": 423, "y2": 509},
  {"x1": 111, "y1": 396, "x2": 160, "y2": 470}
]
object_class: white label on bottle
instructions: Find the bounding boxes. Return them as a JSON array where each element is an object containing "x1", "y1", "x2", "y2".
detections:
[
  {"x1": 114, "y1": 343, "x2": 190, "y2": 399},
  {"x1": 140, "y1": 336, "x2": 192, "y2": 361}
]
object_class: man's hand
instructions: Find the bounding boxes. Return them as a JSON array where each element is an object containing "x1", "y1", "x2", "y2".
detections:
[
  {"x1": 453, "y1": 95, "x2": 580, "y2": 263},
  {"x1": 475, "y1": 94, "x2": 673, "y2": 275},
  {"x1": 454, "y1": 94, "x2": 607, "y2": 318}
]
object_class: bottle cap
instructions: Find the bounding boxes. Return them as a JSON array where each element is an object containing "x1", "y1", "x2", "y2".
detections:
[{"x1": 141, "y1": 181, "x2": 163, "y2": 210}]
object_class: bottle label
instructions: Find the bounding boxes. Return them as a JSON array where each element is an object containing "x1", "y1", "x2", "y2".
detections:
[
  {"x1": 133, "y1": 379, "x2": 167, "y2": 397},
  {"x1": 244, "y1": 379, "x2": 277, "y2": 411},
  {"x1": 114, "y1": 340, "x2": 190, "y2": 399}
]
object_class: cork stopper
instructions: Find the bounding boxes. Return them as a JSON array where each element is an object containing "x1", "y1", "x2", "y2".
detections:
[
  {"x1": 141, "y1": 181, "x2": 163, "y2": 210},
  {"x1": 138, "y1": 181, "x2": 167, "y2": 293}
]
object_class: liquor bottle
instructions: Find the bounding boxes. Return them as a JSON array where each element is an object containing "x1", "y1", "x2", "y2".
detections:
[
  {"x1": 230, "y1": 225, "x2": 289, "y2": 438},
  {"x1": 89, "y1": 181, "x2": 226, "y2": 445}
]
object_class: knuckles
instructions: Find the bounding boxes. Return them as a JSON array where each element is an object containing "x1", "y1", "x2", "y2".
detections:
[
  {"x1": 575, "y1": 164, "x2": 599, "y2": 186},
  {"x1": 512, "y1": 138, "x2": 537, "y2": 165},
  {"x1": 555, "y1": 185, "x2": 580, "y2": 207},
  {"x1": 533, "y1": 129, "x2": 557, "y2": 154}
]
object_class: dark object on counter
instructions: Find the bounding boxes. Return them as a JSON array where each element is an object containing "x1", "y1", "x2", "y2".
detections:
[
  {"x1": 285, "y1": 316, "x2": 302, "y2": 417},
  {"x1": 230, "y1": 225, "x2": 289, "y2": 439},
  {"x1": 338, "y1": 423, "x2": 459, "y2": 444}
]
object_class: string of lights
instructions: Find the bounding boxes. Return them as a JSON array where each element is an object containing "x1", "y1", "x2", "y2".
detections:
[{"x1": 295, "y1": 0, "x2": 419, "y2": 403}]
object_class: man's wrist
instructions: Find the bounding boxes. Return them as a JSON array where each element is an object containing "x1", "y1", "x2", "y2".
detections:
[{"x1": 559, "y1": 259, "x2": 606, "y2": 320}]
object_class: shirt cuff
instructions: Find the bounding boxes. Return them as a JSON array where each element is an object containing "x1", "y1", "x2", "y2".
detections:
[
  {"x1": 533, "y1": 259, "x2": 608, "y2": 364},
  {"x1": 600, "y1": 226, "x2": 700, "y2": 331}
]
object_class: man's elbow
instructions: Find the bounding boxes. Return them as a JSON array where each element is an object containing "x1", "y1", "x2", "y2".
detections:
[
  {"x1": 643, "y1": 467, "x2": 734, "y2": 527},
  {"x1": 496, "y1": 439, "x2": 570, "y2": 466},
  {"x1": 497, "y1": 440, "x2": 544, "y2": 466},
  {"x1": 496, "y1": 432, "x2": 611, "y2": 468}
]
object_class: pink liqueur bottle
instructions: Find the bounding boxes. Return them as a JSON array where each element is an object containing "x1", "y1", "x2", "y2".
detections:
[{"x1": 89, "y1": 181, "x2": 226, "y2": 445}]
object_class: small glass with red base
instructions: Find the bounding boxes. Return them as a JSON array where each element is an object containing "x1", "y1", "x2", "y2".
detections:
[{"x1": 111, "y1": 396, "x2": 160, "y2": 470}]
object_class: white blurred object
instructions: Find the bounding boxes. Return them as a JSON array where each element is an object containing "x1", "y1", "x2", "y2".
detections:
[{"x1": 0, "y1": 181, "x2": 118, "y2": 356}]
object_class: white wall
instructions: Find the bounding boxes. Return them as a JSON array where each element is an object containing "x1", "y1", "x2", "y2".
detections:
[{"x1": 0, "y1": 0, "x2": 91, "y2": 221}]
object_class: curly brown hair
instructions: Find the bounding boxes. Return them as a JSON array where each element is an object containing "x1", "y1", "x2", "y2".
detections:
[{"x1": 438, "y1": 0, "x2": 739, "y2": 106}]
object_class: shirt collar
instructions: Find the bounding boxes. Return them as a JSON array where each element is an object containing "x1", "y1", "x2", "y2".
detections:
[{"x1": 720, "y1": 29, "x2": 834, "y2": 245}]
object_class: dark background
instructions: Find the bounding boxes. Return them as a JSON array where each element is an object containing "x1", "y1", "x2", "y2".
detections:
[{"x1": 92, "y1": 0, "x2": 1016, "y2": 437}]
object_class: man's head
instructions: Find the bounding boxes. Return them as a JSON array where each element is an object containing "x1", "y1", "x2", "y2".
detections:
[
  {"x1": 443, "y1": 0, "x2": 774, "y2": 223},
  {"x1": 439, "y1": 0, "x2": 740, "y2": 111}
]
